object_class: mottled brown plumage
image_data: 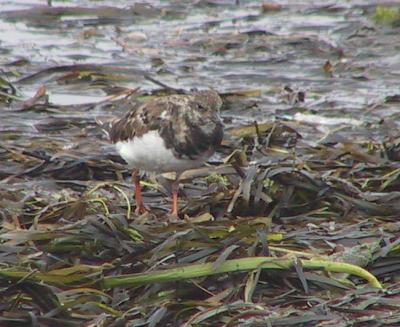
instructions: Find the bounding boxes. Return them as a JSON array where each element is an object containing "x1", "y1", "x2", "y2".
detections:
[
  {"x1": 98, "y1": 90, "x2": 224, "y2": 219},
  {"x1": 109, "y1": 90, "x2": 223, "y2": 161}
]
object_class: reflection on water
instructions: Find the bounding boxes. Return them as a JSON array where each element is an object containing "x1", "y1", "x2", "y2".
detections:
[{"x1": 0, "y1": 1, "x2": 399, "y2": 140}]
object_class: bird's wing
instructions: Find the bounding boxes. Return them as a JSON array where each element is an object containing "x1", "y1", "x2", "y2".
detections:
[
  {"x1": 107, "y1": 94, "x2": 223, "y2": 160},
  {"x1": 107, "y1": 97, "x2": 168, "y2": 143}
]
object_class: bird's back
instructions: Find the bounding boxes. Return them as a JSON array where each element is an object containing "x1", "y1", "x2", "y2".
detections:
[{"x1": 104, "y1": 90, "x2": 223, "y2": 172}]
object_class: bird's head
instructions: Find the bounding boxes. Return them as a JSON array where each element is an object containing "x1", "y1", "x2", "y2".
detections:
[{"x1": 193, "y1": 90, "x2": 223, "y2": 112}]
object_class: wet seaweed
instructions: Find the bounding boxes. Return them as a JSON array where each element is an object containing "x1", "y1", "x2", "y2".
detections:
[{"x1": 1, "y1": 1, "x2": 400, "y2": 326}]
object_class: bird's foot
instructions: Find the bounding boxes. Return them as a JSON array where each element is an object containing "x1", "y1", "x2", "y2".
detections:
[
  {"x1": 135, "y1": 205, "x2": 149, "y2": 215},
  {"x1": 168, "y1": 211, "x2": 179, "y2": 222}
]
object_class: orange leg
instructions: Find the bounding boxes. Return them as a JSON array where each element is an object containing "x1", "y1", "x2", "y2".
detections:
[
  {"x1": 170, "y1": 177, "x2": 180, "y2": 220},
  {"x1": 132, "y1": 170, "x2": 148, "y2": 215}
]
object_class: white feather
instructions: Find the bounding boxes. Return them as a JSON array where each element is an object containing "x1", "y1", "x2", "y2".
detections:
[{"x1": 115, "y1": 130, "x2": 211, "y2": 173}]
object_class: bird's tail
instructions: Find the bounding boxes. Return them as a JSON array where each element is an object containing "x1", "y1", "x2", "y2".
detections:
[{"x1": 95, "y1": 117, "x2": 114, "y2": 140}]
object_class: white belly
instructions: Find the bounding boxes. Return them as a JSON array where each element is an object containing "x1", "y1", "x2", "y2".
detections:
[{"x1": 115, "y1": 130, "x2": 210, "y2": 173}]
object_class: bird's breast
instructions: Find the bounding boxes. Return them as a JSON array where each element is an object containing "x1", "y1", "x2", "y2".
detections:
[{"x1": 115, "y1": 130, "x2": 212, "y2": 173}]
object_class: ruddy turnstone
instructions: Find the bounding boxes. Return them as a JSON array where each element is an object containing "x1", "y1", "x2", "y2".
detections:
[{"x1": 98, "y1": 90, "x2": 224, "y2": 220}]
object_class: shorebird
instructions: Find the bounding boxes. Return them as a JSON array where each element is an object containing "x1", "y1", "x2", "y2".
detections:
[{"x1": 98, "y1": 90, "x2": 224, "y2": 220}]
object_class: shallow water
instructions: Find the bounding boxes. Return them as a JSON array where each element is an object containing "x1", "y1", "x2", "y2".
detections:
[
  {"x1": 0, "y1": 1, "x2": 399, "y2": 148},
  {"x1": 1, "y1": 4, "x2": 400, "y2": 325}
]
